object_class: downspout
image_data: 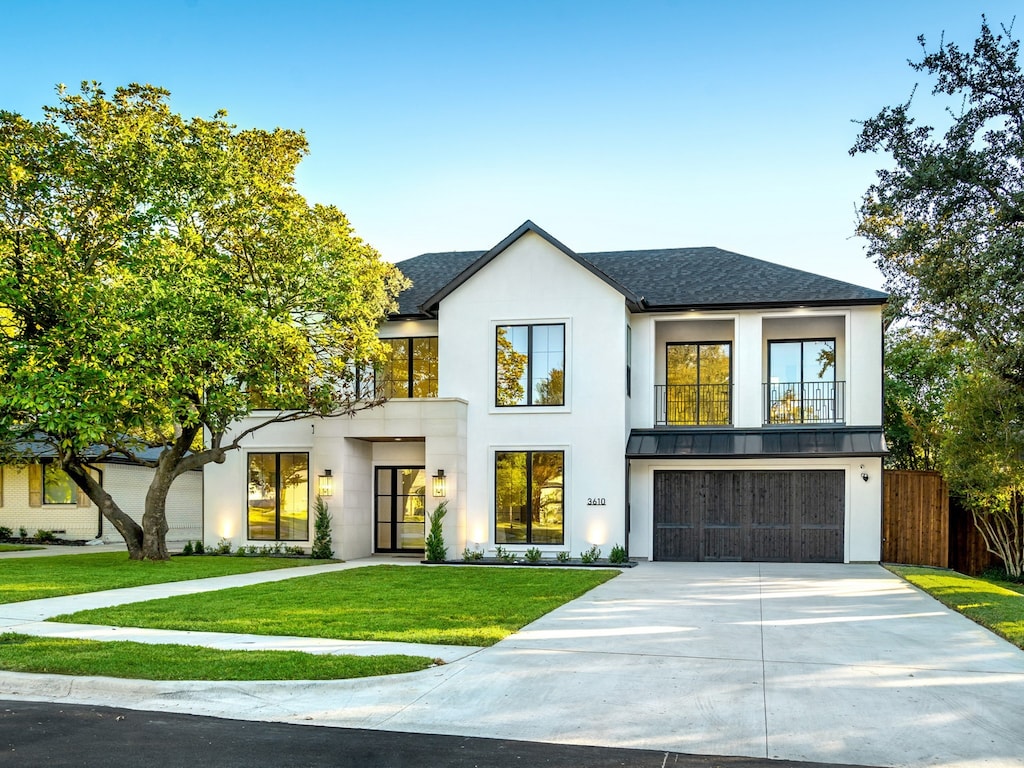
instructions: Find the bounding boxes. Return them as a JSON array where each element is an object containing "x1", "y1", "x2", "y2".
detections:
[{"x1": 624, "y1": 456, "x2": 631, "y2": 559}]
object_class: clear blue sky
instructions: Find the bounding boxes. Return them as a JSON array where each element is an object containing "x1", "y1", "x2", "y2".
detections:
[{"x1": 3, "y1": 1, "x2": 1020, "y2": 289}]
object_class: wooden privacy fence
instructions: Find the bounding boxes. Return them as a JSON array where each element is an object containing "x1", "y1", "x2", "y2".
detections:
[{"x1": 882, "y1": 469, "x2": 998, "y2": 574}]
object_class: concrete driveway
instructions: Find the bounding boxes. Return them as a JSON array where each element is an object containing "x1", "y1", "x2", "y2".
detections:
[{"x1": 4, "y1": 561, "x2": 1024, "y2": 767}]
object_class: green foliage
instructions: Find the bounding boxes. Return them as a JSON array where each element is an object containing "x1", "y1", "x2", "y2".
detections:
[
  {"x1": 0, "y1": 633, "x2": 432, "y2": 681},
  {"x1": 311, "y1": 495, "x2": 334, "y2": 559},
  {"x1": 579, "y1": 545, "x2": 602, "y2": 564},
  {"x1": 213, "y1": 538, "x2": 232, "y2": 555},
  {"x1": 493, "y1": 545, "x2": 516, "y2": 563},
  {"x1": 180, "y1": 541, "x2": 193, "y2": 556},
  {"x1": 424, "y1": 501, "x2": 448, "y2": 562},
  {"x1": 193, "y1": 540, "x2": 205, "y2": 555},
  {"x1": 461, "y1": 546, "x2": 483, "y2": 562},
  {"x1": 0, "y1": 82, "x2": 408, "y2": 560},
  {"x1": 939, "y1": 371, "x2": 1024, "y2": 577},
  {"x1": 57, "y1": 565, "x2": 619, "y2": 647},
  {"x1": 852, "y1": 19, "x2": 1024, "y2": 384},
  {"x1": 524, "y1": 546, "x2": 542, "y2": 563},
  {"x1": 556, "y1": 551, "x2": 571, "y2": 562},
  {"x1": 608, "y1": 544, "x2": 628, "y2": 564},
  {"x1": 34, "y1": 529, "x2": 57, "y2": 543},
  {"x1": 0, "y1": 526, "x2": 11, "y2": 539},
  {"x1": 18, "y1": 527, "x2": 27, "y2": 539},
  {"x1": 883, "y1": 328, "x2": 967, "y2": 470}
]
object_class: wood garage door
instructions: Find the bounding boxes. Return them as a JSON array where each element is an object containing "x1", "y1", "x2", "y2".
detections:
[{"x1": 653, "y1": 470, "x2": 844, "y2": 562}]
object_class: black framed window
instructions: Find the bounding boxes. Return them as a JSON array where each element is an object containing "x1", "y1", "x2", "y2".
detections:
[
  {"x1": 378, "y1": 337, "x2": 438, "y2": 398},
  {"x1": 495, "y1": 324, "x2": 564, "y2": 406},
  {"x1": 664, "y1": 342, "x2": 732, "y2": 425},
  {"x1": 247, "y1": 452, "x2": 309, "y2": 541},
  {"x1": 495, "y1": 450, "x2": 564, "y2": 545},
  {"x1": 43, "y1": 462, "x2": 77, "y2": 505},
  {"x1": 626, "y1": 324, "x2": 632, "y2": 398},
  {"x1": 767, "y1": 339, "x2": 838, "y2": 424}
]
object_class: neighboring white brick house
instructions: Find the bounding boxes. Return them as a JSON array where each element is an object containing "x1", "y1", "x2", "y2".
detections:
[
  {"x1": 205, "y1": 221, "x2": 887, "y2": 563},
  {"x1": 0, "y1": 462, "x2": 202, "y2": 545}
]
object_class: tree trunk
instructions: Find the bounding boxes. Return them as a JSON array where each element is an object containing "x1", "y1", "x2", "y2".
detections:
[
  {"x1": 141, "y1": 463, "x2": 174, "y2": 561},
  {"x1": 63, "y1": 459, "x2": 145, "y2": 559}
]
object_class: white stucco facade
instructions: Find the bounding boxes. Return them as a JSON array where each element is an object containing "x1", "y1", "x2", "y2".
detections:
[{"x1": 202, "y1": 222, "x2": 886, "y2": 563}]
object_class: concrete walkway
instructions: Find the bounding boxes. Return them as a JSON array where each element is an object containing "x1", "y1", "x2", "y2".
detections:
[{"x1": 2, "y1": 556, "x2": 1023, "y2": 767}]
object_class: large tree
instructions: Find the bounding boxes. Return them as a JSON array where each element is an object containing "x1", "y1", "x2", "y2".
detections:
[
  {"x1": 0, "y1": 83, "x2": 407, "y2": 560},
  {"x1": 852, "y1": 19, "x2": 1024, "y2": 574}
]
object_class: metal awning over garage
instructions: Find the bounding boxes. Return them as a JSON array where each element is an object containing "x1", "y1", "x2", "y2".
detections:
[{"x1": 626, "y1": 427, "x2": 886, "y2": 459}]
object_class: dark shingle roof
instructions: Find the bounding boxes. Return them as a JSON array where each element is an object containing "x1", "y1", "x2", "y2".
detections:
[
  {"x1": 625, "y1": 427, "x2": 887, "y2": 459},
  {"x1": 391, "y1": 223, "x2": 887, "y2": 317}
]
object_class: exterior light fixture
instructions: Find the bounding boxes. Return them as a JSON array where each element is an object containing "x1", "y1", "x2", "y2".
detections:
[
  {"x1": 317, "y1": 469, "x2": 334, "y2": 497},
  {"x1": 860, "y1": 465, "x2": 869, "y2": 483},
  {"x1": 432, "y1": 469, "x2": 447, "y2": 497}
]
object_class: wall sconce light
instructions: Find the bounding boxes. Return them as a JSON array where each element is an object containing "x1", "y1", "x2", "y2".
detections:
[
  {"x1": 317, "y1": 469, "x2": 334, "y2": 497},
  {"x1": 432, "y1": 469, "x2": 447, "y2": 497},
  {"x1": 860, "y1": 464, "x2": 869, "y2": 483}
]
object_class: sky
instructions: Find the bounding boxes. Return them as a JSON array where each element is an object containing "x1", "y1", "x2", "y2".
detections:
[{"x1": 3, "y1": 1, "x2": 1020, "y2": 290}]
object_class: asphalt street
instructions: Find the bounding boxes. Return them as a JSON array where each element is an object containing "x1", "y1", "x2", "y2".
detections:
[{"x1": 0, "y1": 700, "x2": 875, "y2": 768}]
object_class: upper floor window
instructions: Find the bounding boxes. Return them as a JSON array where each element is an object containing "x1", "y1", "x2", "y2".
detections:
[
  {"x1": 495, "y1": 324, "x2": 564, "y2": 407},
  {"x1": 660, "y1": 342, "x2": 731, "y2": 425},
  {"x1": 766, "y1": 339, "x2": 840, "y2": 424},
  {"x1": 379, "y1": 337, "x2": 438, "y2": 398}
]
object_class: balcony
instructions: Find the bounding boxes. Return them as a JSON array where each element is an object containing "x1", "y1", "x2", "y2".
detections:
[
  {"x1": 654, "y1": 384, "x2": 732, "y2": 426},
  {"x1": 763, "y1": 381, "x2": 845, "y2": 425}
]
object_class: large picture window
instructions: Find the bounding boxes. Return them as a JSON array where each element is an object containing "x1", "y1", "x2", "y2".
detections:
[
  {"x1": 247, "y1": 452, "x2": 309, "y2": 541},
  {"x1": 767, "y1": 339, "x2": 838, "y2": 424},
  {"x1": 43, "y1": 462, "x2": 77, "y2": 505},
  {"x1": 495, "y1": 450, "x2": 564, "y2": 545},
  {"x1": 379, "y1": 337, "x2": 438, "y2": 398},
  {"x1": 664, "y1": 342, "x2": 732, "y2": 425},
  {"x1": 496, "y1": 324, "x2": 564, "y2": 406}
]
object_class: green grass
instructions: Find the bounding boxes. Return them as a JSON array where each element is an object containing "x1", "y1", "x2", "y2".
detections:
[
  {"x1": 887, "y1": 565, "x2": 1024, "y2": 649},
  {"x1": 55, "y1": 565, "x2": 617, "y2": 646},
  {"x1": 0, "y1": 552, "x2": 335, "y2": 604},
  {"x1": 0, "y1": 544, "x2": 43, "y2": 552},
  {"x1": 0, "y1": 633, "x2": 432, "y2": 680}
]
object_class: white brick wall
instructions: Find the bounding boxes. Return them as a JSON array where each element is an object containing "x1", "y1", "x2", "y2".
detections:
[{"x1": 0, "y1": 463, "x2": 202, "y2": 544}]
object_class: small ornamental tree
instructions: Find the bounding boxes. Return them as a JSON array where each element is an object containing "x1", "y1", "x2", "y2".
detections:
[
  {"x1": 424, "y1": 501, "x2": 448, "y2": 562},
  {"x1": 0, "y1": 82, "x2": 408, "y2": 560},
  {"x1": 310, "y1": 496, "x2": 334, "y2": 560}
]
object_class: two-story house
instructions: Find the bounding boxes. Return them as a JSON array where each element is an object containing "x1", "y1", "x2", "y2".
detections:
[{"x1": 204, "y1": 221, "x2": 887, "y2": 562}]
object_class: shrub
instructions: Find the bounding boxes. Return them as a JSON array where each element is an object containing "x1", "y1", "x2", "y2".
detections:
[
  {"x1": 213, "y1": 538, "x2": 232, "y2": 555},
  {"x1": 579, "y1": 545, "x2": 601, "y2": 564},
  {"x1": 18, "y1": 526, "x2": 27, "y2": 539},
  {"x1": 181, "y1": 541, "x2": 194, "y2": 556},
  {"x1": 493, "y1": 545, "x2": 517, "y2": 563},
  {"x1": 608, "y1": 543, "x2": 628, "y2": 564},
  {"x1": 194, "y1": 540, "x2": 205, "y2": 554},
  {"x1": 424, "y1": 501, "x2": 448, "y2": 562},
  {"x1": 556, "y1": 551, "x2": 571, "y2": 562},
  {"x1": 0, "y1": 526, "x2": 12, "y2": 539},
  {"x1": 462, "y1": 546, "x2": 484, "y2": 562},
  {"x1": 524, "y1": 547, "x2": 542, "y2": 563},
  {"x1": 311, "y1": 495, "x2": 334, "y2": 559},
  {"x1": 35, "y1": 529, "x2": 57, "y2": 543}
]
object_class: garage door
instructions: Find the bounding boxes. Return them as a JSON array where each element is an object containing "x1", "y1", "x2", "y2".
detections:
[{"x1": 653, "y1": 470, "x2": 844, "y2": 562}]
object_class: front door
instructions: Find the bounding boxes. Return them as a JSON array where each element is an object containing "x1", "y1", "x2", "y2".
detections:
[{"x1": 375, "y1": 466, "x2": 426, "y2": 553}]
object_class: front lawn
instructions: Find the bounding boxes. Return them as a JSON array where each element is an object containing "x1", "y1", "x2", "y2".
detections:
[
  {"x1": 54, "y1": 565, "x2": 617, "y2": 647},
  {"x1": 0, "y1": 633, "x2": 432, "y2": 680},
  {"x1": 887, "y1": 565, "x2": 1024, "y2": 649},
  {"x1": 0, "y1": 544, "x2": 43, "y2": 552},
  {"x1": 0, "y1": 552, "x2": 335, "y2": 604}
]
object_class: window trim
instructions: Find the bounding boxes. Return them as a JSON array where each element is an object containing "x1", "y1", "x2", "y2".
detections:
[
  {"x1": 245, "y1": 451, "x2": 310, "y2": 542},
  {"x1": 493, "y1": 447, "x2": 566, "y2": 546},
  {"x1": 494, "y1": 322, "x2": 567, "y2": 408}
]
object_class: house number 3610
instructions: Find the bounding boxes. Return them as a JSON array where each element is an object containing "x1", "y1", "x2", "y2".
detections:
[{"x1": 586, "y1": 498, "x2": 606, "y2": 506}]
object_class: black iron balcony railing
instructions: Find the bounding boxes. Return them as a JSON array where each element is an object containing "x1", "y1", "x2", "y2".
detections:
[
  {"x1": 763, "y1": 381, "x2": 845, "y2": 425},
  {"x1": 654, "y1": 384, "x2": 732, "y2": 426}
]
